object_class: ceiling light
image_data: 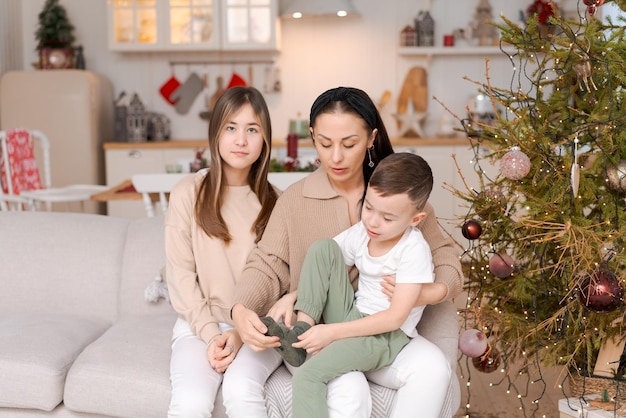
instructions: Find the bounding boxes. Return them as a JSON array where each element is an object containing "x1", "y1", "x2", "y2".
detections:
[{"x1": 281, "y1": 0, "x2": 359, "y2": 19}]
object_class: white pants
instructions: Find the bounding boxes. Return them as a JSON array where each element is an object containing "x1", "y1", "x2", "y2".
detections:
[
  {"x1": 168, "y1": 318, "x2": 230, "y2": 418},
  {"x1": 366, "y1": 334, "x2": 451, "y2": 418},
  {"x1": 222, "y1": 345, "x2": 372, "y2": 418}
]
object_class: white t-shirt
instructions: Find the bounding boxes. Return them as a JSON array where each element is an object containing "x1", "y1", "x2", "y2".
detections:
[{"x1": 333, "y1": 221, "x2": 434, "y2": 338}]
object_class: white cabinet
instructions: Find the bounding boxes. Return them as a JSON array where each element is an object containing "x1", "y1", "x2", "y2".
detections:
[
  {"x1": 396, "y1": 141, "x2": 496, "y2": 246},
  {"x1": 104, "y1": 141, "x2": 207, "y2": 218},
  {"x1": 107, "y1": 0, "x2": 279, "y2": 51}
]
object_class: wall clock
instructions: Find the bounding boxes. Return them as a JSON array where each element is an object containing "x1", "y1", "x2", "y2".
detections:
[{"x1": 40, "y1": 48, "x2": 74, "y2": 70}]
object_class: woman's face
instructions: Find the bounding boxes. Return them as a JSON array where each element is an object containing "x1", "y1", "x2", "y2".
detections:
[
  {"x1": 311, "y1": 112, "x2": 376, "y2": 187},
  {"x1": 218, "y1": 103, "x2": 265, "y2": 184}
]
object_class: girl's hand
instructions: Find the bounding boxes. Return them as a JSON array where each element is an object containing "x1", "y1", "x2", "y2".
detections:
[
  {"x1": 292, "y1": 324, "x2": 337, "y2": 355},
  {"x1": 266, "y1": 291, "x2": 297, "y2": 328},
  {"x1": 207, "y1": 330, "x2": 242, "y2": 373}
]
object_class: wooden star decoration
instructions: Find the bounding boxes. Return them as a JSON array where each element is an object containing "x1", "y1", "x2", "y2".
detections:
[{"x1": 393, "y1": 101, "x2": 427, "y2": 137}]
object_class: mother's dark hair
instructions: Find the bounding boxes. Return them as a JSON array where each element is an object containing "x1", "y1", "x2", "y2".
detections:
[{"x1": 309, "y1": 87, "x2": 394, "y2": 183}]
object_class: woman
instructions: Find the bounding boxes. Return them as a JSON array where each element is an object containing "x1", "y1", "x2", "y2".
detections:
[
  {"x1": 226, "y1": 86, "x2": 463, "y2": 417},
  {"x1": 165, "y1": 86, "x2": 279, "y2": 417}
]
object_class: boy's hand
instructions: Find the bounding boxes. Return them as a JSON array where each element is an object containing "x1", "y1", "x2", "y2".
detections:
[{"x1": 292, "y1": 324, "x2": 336, "y2": 355}]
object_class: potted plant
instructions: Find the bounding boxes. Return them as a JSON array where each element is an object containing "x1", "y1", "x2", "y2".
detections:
[{"x1": 35, "y1": 0, "x2": 75, "y2": 69}]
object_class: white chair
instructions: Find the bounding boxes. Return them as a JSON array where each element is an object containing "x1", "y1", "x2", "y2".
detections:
[
  {"x1": 268, "y1": 171, "x2": 310, "y2": 191},
  {"x1": 131, "y1": 173, "x2": 187, "y2": 217},
  {"x1": 130, "y1": 171, "x2": 309, "y2": 218},
  {"x1": 0, "y1": 129, "x2": 108, "y2": 211}
]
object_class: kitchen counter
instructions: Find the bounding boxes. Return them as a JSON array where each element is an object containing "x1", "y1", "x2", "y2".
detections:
[{"x1": 103, "y1": 136, "x2": 470, "y2": 150}]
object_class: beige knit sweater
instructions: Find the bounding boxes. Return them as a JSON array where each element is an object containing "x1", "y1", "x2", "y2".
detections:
[
  {"x1": 165, "y1": 171, "x2": 262, "y2": 343},
  {"x1": 234, "y1": 168, "x2": 464, "y2": 316}
]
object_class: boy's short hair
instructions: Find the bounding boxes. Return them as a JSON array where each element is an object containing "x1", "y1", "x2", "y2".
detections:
[{"x1": 369, "y1": 153, "x2": 433, "y2": 210}]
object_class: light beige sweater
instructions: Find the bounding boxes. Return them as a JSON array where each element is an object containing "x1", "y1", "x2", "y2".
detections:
[
  {"x1": 165, "y1": 171, "x2": 262, "y2": 343},
  {"x1": 234, "y1": 168, "x2": 464, "y2": 316}
]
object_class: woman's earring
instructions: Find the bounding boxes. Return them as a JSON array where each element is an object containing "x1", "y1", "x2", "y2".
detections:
[{"x1": 367, "y1": 148, "x2": 375, "y2": 168}]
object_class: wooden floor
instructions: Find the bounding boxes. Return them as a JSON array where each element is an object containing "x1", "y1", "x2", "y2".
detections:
[
  {"x1": 453, "y1": 360, "x2": 567, "y2": 417},
  {"x1": 452, "y1": 297, "x2": 567, "y2": 418}
]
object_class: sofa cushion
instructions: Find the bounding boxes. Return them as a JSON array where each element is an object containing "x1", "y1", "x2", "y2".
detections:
[
  {"x1": 118, "y1": 215, "x2": 174, "y2": 317},
  {"x1": 0, "y1": 212, "x2": 129, "y2": 321},
  {"x1": 64, "y1": 314, "x2": 176, "y2": 418},
  {"x1": 0, "y1": 313, "x2": 110, "y2": 411}
]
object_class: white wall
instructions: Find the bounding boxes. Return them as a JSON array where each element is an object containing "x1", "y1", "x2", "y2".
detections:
[{"x1": 16, "y1": 0, "x2": 581, "y2": 142}]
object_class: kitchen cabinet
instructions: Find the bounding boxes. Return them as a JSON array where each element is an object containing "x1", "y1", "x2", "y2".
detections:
[
  {"x1": 104, "y1": 138, "x2": 496, "y2": 244},
  {"x1": 104, "y1": 140, "x2": 207, "y2": 218},
  {"x1": 395, "y1": 140, "x2": 496, "y2": 246},
  {"x1": 107, "y1": 0, "x2": 279, "y2": 52}
]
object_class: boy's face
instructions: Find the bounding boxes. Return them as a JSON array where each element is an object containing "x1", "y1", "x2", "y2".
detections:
[{"x1": 361, "y1": 187, "x2": 424, "y2": 245}]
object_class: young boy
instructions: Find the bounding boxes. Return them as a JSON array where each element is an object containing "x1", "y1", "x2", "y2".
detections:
[{"x1": 261, "y1": 152, "x2": 435, "y2": 418}]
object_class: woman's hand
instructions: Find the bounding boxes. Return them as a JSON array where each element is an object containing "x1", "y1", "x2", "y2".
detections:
[
  {"x1": 292, "y1": 324, "x2": 337, "y2": 355},
  {"x1": 231, "y1": 303, "x2": 280, "y2": 351},
  {"x1": 381, "y1": 274, "x2": 396, "y2": 301},
  {"x1": 266, "y1": 291, "x2": 297, "y2": 328},
  {"x1": 207, "y1": 330, "x2": 242, "y2": 373}
]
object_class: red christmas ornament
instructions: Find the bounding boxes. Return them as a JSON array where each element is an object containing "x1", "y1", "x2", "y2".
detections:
[
  {"x1": 582, "y1": 0, "x2": 604, "y2": 6},
  {"x1": 472, "y1": 346, "x2": 501, "y2": 373},
  {"x1": 500, "y1": 146, "x2": 531, "y2": 180},
  {"x1": 489, "y1": 253, "x2": 515, "y2": 278},
  {"x1": 578, "y1": 269, "x2": 624, "y2": 313},
  {"x1": 461, "y1": 219, "x2": 482, "y2": 240},
  {"x1": 459, "y1": 329, "x2": 488, "y2": 357}
]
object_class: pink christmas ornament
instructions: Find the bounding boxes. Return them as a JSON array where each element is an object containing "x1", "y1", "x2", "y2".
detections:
[
  {"x1": 459, "y1": 329, "x2": 489, "y2": 357},
  {"x1": 489, "y1": 253, "x2": 515, "y2": 278},
  {"x1": 500, "y1": 146, "x2": 531, "y2": 180}
]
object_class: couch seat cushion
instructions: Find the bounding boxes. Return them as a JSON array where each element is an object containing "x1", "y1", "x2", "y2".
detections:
[
  {"x1": 0, "y1": 313, "x2": 110, "y2": 411},
  {"x1": 64, "y1": 314, "x2": 176, "y2": 418}
]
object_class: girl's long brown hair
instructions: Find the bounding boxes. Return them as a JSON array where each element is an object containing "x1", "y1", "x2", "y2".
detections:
[{"x1": 195, "y1": 86, "x2": 278, "y2": 243}]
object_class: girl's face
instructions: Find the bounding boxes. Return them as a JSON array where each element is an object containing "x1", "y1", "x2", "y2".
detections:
[
  {"x1": 311, "y1": 112, "x2": 376, "y2": 187},
  {"x1": 218, "y1": 103, "x2": 265, "y2": 185}
]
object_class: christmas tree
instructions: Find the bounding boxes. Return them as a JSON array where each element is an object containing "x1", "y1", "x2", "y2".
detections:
[
  {"x1": 35, "y1": 0, "x2": 75, "y2": 50},
  {"x1": 449, "y1": 0, "x2": 626, "y2": 415}
]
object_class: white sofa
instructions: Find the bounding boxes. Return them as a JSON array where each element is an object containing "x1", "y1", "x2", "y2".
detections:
[{"x1": 0, "y1": 211, "x2": 460, "y2": 417}]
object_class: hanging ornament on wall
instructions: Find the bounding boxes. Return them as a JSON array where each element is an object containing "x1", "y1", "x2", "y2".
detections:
[
  {"x1": 605, "y1": 160, "x2": 626, "y2": 194},
  {"x1": 499, "y1": 146, "x2": 531, "y2": 180},
  {"x1": 578, "y1": 268, "x2": 624, "y2": 313},
  {"x1": 489, "y1": 253, "x2": 515, "y2": 278},
  {"x1": 461, "y1": 219, "x2": 483, "y2": 240},
  {"x1": 472, "y1": 345, "x2": 501, "y2": 373},
  {"x1": 459, "y1": 329, "x2": 489, "y2": 357}
]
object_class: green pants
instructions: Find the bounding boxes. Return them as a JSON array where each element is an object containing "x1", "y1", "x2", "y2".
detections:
[{"x1": 292, "y1": 239, "x2": 410, "y2": 418}]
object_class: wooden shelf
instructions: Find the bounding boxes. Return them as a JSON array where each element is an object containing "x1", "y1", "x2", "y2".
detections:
[
  {"x1": 398, "y1": 46, "x2": 511, "y2": 57},
  {"x1": 104, "y1": 136, "x2": 471, "y2": 151}
]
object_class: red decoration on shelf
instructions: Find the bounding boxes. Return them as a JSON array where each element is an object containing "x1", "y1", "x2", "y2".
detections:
[{"x1": 526, "y1": 0, "x2": 557, "y2": 24}]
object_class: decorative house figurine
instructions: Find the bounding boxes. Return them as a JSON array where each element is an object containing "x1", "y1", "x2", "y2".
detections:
[
  {"x1": 415, "y1": 10, "x2": 435, "y2": 47},
  {"x1": 471, "y1": 0, "x2": 497, "y2": 46},
  {"x1": 114, "y1": 91, "x2": 147, "y2": 142},
  {"x1": 400, "y1": 25, "x2": 418, "y2": 47},
  {"x1": 146, "y1": 112, "x2": 171, "y2": 142}
]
